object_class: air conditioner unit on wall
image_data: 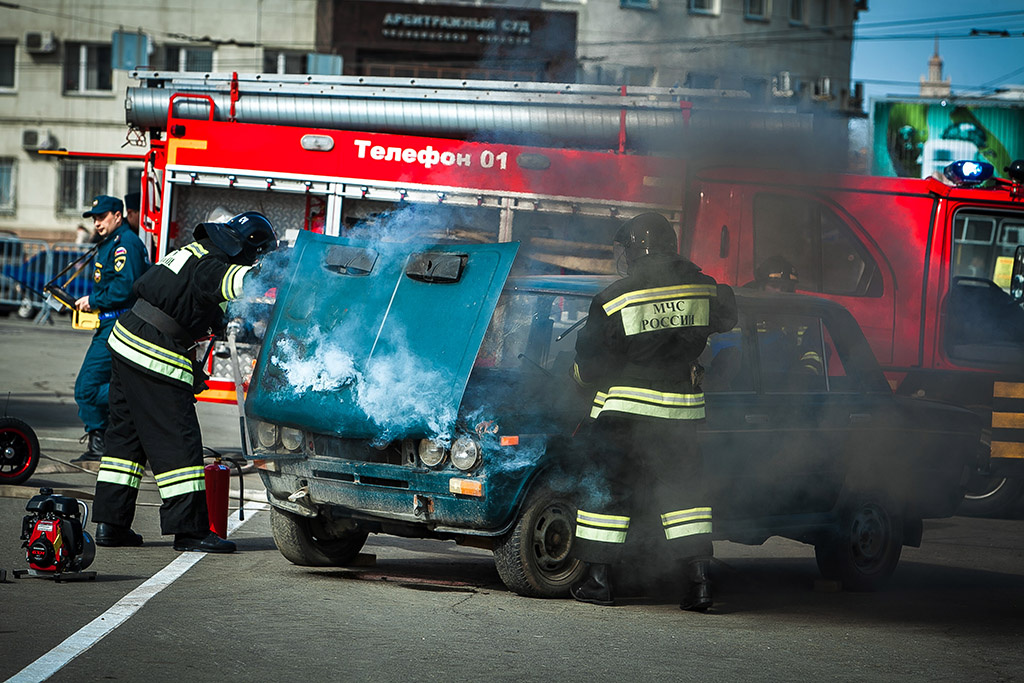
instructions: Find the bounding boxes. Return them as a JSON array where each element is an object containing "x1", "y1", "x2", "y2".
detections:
[
  {"x1": 22, "y1": 129, "x2": 57, "y2": 151},
  {"x1": 772, "y1": 71, "x2": 794, "y2": 98},
  {"x1": 25, "y1": 31, "x2": 57, "y2": 55}
]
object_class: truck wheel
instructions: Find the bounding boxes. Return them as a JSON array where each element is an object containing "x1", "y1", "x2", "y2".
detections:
[
  {"x1": 493, "y1": 485, "x2": 585, "y2": 598},
  {"x1": 959, "y1": 475, "x2": 1024, "y2": 518},
  {"x1": 0, "y1": 416, "x2": 40, "y2": 486},
  {"x1": 814, "y1": 495, "x2": 903, "y2": 592},
  {"x1": 270, "y1": 506, "x2": 368, "y2": 567}
]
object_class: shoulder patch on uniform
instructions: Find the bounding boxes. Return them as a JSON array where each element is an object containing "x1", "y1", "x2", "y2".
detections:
[{"x1": 114, "y1": 246, "x2": 127, "y2": 257}]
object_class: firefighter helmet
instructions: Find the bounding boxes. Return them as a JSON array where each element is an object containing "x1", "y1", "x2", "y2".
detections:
[
  {"x1": 194, "y1": 211, "x2": 278, "y2": 265},
  {"x1": 613, "y1": 213, "x2": 678, "y2": 271},
  {"x1": 754, "y1": 255, "x2": 799, "y2": 292}
]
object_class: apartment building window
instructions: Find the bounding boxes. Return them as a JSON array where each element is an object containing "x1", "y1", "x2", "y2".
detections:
[
  {"x1": 789, "y1": 0, "x2": 806, "y2": 25},
  {"x1": 0, "y1": 158, "x2": 15, "y2": 213},
  {"x1": 745, "y1": 0, "x2": 771, "y2": 21},
  {"x1": 0, "y1": 41, "x2": 15, "y2": 89},
  {"x1": 742, "y1": 76, "x2": 768, "y2": 103},
  {"x1": 689, "y1": 0, "x2": 720, "y2": 16},
  {"x1": 685, "y1": 72, "x2": 718, "y2": 89},
  {"x1": 63, "y1": 43, "x2": 112, "y2": 93},
  {"x1": 58, "y1": 160, "x2": 109, "y2": 214},
  {"x1": 264, "y1": 50, "x2": 306, "y2": 75},
  {"x1": 620, "y1": 0, "x2": 657, "y2": 9},
  {"x1": 818, "y1": 0, "x2": 831, "y2": 27},
  {"x1": 165, "y1": 46, "x2": 214, "y2": 72}
]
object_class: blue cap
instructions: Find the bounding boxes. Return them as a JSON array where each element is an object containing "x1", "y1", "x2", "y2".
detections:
[
  {"x1": 83, "y1": 195, "x2": 124, "y2": 218},
  {"x1": 124, "y1": 191, "x2": 140, "y2": 211}
]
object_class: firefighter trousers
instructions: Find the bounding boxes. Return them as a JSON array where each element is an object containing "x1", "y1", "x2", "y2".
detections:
[
  {"x1": 572, "y1": 415, "x2": 713, "y2": 566},
  {"x1": 93, "y1": 356, "x2": 209, "y2": 536}
]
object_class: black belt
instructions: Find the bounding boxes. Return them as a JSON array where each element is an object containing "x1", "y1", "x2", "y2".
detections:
[{"x1": 131, "y1": 299, "x2": 193, "y2": 347}]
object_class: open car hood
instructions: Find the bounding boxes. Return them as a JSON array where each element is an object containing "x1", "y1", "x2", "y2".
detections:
[{"x1": 246, "y1": 232, "x2": 519, "y2": 439}]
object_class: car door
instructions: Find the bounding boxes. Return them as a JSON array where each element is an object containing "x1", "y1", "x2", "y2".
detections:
[{"x1": 703, "y1": 303, "x2": 853, "y2": 521}]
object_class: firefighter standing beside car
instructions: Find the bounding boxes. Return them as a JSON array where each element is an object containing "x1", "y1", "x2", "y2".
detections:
[
  {"x1": 91, "y1": 212, "x2": 278, "y2": 553},
  {"x1": 72, "y1": 195, "x2": 149, "y2": 463},
  {"x1": 570, "y1": 212, "x2": 737, "y2": 612}
]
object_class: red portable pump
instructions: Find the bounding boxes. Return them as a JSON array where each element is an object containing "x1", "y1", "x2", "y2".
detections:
[{"x1": 19, "y1": 487, "x2": 96, "y2": 580}]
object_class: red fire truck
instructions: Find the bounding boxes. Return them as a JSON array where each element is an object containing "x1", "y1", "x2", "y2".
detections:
[{"x1": 124, "y1": 71, "x2": 1024, "y2": 515}]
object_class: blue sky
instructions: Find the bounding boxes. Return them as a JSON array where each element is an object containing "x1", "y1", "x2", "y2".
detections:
[{"x1": 852, "y1": 2, "x2": 1024, "y2": 104}]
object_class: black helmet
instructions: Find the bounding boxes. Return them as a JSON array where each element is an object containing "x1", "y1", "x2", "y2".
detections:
[
  {"x1": 613, "y1": 213, "x2": 677, "y2": 270},
  {"x1": 754, "y1": 255, "x2": 799, "y2": 292},
  {"x1": 194, "y1": 211, "x2": 278, "y2": 265}
]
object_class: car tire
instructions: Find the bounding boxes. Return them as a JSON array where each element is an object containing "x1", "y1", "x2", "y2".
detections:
[
  {"x1": 0, "y1": 416, "x2": 41, "y2": 486},
  {"x1": 959, "y1": 475, "x2": 1024, "y2": 518},
  {"x1": 814, "y1": 494, "x2": 903, "y2": 592},
  {"x1": 270, "y1": 506, "x2": 369, "y2": 567},
  {"x1": 493, "y1": 484, "x2": 585, "y2": 598}
]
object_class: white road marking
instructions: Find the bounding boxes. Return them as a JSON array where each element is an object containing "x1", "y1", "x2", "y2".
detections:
[{"x1": 5, "y1": 501, "x2": 270, "y2": 683}]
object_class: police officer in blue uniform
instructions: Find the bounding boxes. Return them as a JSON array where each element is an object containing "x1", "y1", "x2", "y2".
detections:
[{"x1": 72, "y1": 195, "x2": 149, "y2": 462}]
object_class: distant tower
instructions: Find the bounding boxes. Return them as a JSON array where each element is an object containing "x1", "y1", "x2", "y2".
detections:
[{"x1": 920, "y1": 36, "x2": 952, "y2": 98}]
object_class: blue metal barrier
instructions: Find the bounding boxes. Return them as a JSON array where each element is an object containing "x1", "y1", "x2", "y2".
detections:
[{"x1": 0, "y1": 238, "x2": 95, "y2": 324}]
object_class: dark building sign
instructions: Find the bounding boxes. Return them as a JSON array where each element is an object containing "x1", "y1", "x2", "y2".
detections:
[
  {"x1": 380, "y1": 13, "x2": 534, "y2": 45},
  {"x1": 318, "y1": 0, "x2": 577, "y2": 82}
]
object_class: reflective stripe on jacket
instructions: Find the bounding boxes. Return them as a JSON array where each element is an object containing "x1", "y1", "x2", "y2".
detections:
[
  {"x1": 574, "y1": 254, "x2": 737, "y2": 422},
  {"x1": 108, "y1": 239, "x2": 252, "y2": 386}
]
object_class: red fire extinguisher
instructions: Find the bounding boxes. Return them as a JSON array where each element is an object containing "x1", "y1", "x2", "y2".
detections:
[{"x1": 205, "y1": 457, "x2": 231, "y2": 538}]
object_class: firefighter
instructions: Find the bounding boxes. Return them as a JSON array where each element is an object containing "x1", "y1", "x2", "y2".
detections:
[
  {"x1": 91, "y1": 212, "x2": 278, "y2": 552},
  {"x1": 72, "y1": 195, "x2": 150, "y2": 463},
  {"x1": 750, "y1": 254, "x2": 799, "y2": 293},
  {"x1": 569, "y1": 212, "x2": 737, "y2": 611},
  {"x1": 749, "y1": 256, "x2": 824, "y2": 378}
]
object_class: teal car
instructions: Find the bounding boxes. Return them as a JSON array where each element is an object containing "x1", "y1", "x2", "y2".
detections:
[{"x1": 246, "y1": 232, "x2": 981, "y2": 596}]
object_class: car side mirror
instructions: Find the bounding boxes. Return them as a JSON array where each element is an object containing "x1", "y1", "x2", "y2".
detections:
[{"x1": 1012, "y1": 245, "x2": 1024, "y2": 302}]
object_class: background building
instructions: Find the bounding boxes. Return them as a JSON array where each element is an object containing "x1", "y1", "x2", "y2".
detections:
[
  {"x1": 0, "y1": 1, "x2": 319, "y2": 241},
  {"x1": 562, "y1": 0, "x2": 865, "y2": 112}
]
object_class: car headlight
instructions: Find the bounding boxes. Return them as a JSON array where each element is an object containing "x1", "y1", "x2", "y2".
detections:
[
  {"x1": 256, "y1": 421, "x2": 279, "y2": 449},
  {"x1": 450, "y1": 436, "x2": 481, "y2": 471},
  {"x1": 281, "y1": 427, "x2": 304, "y2": 452},
  {"x1": 418, "y1": 439, "x2": 446, "y2": 467}
]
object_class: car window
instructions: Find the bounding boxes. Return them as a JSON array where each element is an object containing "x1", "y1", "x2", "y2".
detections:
[
  {"x1": 702, "y1": 323, "x2": 754, "y2": 393},
  {"x1": 752, "y1": 192, "x2": 881, "y2": 297},
  {"x1": 476, "y1": 291, "x2": 588, "y2": 371},
  {"x1": 756, "y1": 313, "x2": 827, "y2": 393}
]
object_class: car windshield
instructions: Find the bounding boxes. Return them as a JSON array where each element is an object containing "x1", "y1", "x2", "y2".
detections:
[{"x1": 474, "y1": 288, "x2": 591, "y2": 372}]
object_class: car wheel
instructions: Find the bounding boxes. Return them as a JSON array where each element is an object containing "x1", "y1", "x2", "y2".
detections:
[
  {"x1": 493, "y1": 485, "x2": 585, "y2": 598},
  {"x1": 270, "y1": 506, "x2": 369, "y2": 567},
  {"x1": 959, "y1": 475, "x2": 1024, "y2": 517},
  {"x1": 0, "y1": 416, "x2": 41, "y2": 486},
  {"x1": 814, "y1": 495, "x2": 903, "y2": 592}
]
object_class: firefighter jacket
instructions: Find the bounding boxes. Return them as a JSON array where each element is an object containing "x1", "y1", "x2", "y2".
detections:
[
  {"x1": 574, "y1": 254, "x2": 737, "y2": 421},
  {"x1": 107, "y1": 239, "x2": 252, "y2": 387},
  {"x1": 88, "y1": 223, "x2": 149, "y2": 314}
]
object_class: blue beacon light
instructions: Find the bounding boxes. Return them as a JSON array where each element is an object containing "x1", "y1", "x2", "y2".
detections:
[{"x1": 942, "y1": 160, "x2": 994, "y2": 187}]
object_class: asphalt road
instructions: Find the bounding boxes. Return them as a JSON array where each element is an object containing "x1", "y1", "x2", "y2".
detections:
[{"x1": 2, "y1": 315, "x2": 1024, "y2": 683}]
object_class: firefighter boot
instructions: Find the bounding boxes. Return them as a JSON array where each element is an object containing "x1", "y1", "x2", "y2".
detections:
[
  {"x1": 72, "y1": 430, "x2": 106, "y2": 463},
  {"x1": 680, "y1": 559, "x2": 713, "y2": 612},
  {"x1": 95, "y1": 522, "x2": 144, "y2": 547},
  {"x1": 173, "y1": 531, "x2": 236, "y2": 554},
  {"x1": 570, "y1": 563, "x2": 614, "y2": 606}
]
